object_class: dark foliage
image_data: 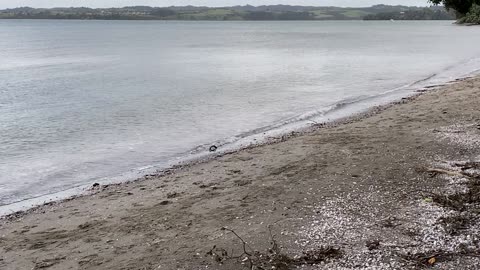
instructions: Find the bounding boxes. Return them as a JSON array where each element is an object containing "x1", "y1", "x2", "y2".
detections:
[
  {"x1": 458, "y1": 4, "x2": 480, "y2": 23},
  {"x1": 429, "y1": 0, "x2": 480, "y2": 15}
]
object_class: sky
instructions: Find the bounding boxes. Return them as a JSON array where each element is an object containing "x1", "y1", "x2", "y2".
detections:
[{"x1": 0, "y1": 0, "x2": 430, "y2": 9}]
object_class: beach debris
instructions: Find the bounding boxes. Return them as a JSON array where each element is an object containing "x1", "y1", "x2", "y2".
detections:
[
  {"x1": 366, "y1": 240, "x2": 380, "y2": 250},
  {"x1": 208, "y1": 226, "x2": 342, "y2": 269},
  {"x1": 425, "y1": 168, "x2": 464, "y2": 178},
  {"x1": 197, "y1": 182, "x2": 216, "y2": 189},
  {"x1": 423, "y1": 197, "x2": 433, "y2": 203},
  {"x1": 209, "y1": 145, "x2": 218, "y2": 152},
  {"x1": 206, "y1": 245, "x2": 229, "y2": 263},
  {"x1": 34, "y1": 256, "x2": 66, "y2": 269},
  {"x1": 457, "y1": 161, "x2": 480, "y2": 169},
  {"x1": 438, "y1": 213, "x2": 474, "y2": 236},
  {"x1": 400, "y1": 251, "x2": 442, "y2": 267},
  {"x1": 379, "y1": 216, "x2": 401, "y2": 228},
  {"x1": 167, "y1": 192, "x2": 179, "y2": 199},
  {"x1": 229, "y1": 169, "x2": 242, "y2": 174},
  {"x1": 157, "y1": 200, "x2": 171, "y2": 206},
  {"x1": 299, "y1": 246, "x2": 342, "y2": 264},
  {"x1": 419, "y1": 163, "x2": 480, "y2": 211},
  {"x1": 234, "y1": 179, "x2": 252, "y2": 187},
  {"x1": 400, "y1": 249, "x2": 480, "y2": 268}
]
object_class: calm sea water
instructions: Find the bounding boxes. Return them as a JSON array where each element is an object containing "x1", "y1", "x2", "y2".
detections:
[{"x1": 1, "y1": 20, "x2": 480, "y2": 211}]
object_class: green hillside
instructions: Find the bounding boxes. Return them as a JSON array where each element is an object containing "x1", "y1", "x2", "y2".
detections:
[{"x1": 0, "y1": 5, "x2": 455, "y2": 20}]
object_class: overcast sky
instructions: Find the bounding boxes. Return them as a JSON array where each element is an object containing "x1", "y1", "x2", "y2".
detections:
[{"x1": 0, "y1": 0, "x2": 430, "y2": 9}]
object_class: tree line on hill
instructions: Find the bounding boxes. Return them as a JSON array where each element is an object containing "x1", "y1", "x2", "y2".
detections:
[
  {"x1": 364, "y1": 8, "x2": 454, "y2": 20},
  {"x1": 0, "y1": 5, "x2": 455, "y2": 21}
]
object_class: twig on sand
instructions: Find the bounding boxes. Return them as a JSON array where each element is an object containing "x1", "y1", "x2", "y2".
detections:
[
  {"x1": 425, "y1": 168, "x2": 466, "y2": 178},
  {"x1": 209, "y1": 226, "x2": 342, "y2": 269},
  {"x1": 425, "y1": 167, "x2": 479, "y2": 179},
  {"x1": 221, "y1": 227, "x2": 252, "y2": 257},
  {"x1": 220, "y1": 227, "x2": 254, "y2": 269},
  {"x1": 267, "y1": 224, "x2": 280, "y2": 255}
]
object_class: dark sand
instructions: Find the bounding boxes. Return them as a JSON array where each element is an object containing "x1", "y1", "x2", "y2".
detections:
[{"x1": 1, "y1": 77, "x2": 480, "y2": 270}]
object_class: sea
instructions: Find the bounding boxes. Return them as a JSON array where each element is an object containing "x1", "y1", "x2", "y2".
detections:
[{"x1": 1, "y1": 20, "x2": 480, "y2": 215}]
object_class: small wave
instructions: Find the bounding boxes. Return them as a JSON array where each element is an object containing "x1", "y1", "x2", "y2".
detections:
[
  {"x1": 0, "y1": 56, "x2": 107, "y2": 71},
  {"x1": 410, "y1": 73, "x2": 438, "y2": 86},
  {"x1": 3, "y1": 55, "x2": 480, "y2": 218},
  {"x1": 190, "y1": 55, "x2": 480, "y2": 156}
]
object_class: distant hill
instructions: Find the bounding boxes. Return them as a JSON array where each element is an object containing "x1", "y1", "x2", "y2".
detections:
[{"x1": 0, "y1": 5, "x2": 455, "y2": 21}]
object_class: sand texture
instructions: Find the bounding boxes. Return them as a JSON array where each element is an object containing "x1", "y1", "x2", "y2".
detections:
[{"x1": 1, "y1": 77, "x2": 480, "y2": 270}]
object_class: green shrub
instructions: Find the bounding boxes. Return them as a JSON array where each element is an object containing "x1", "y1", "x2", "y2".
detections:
[{"x1": 459, "y1": 4, "x2": 480, "y2": 24}]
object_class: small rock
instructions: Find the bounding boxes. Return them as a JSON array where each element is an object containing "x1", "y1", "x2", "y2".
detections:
[
  {"x1": 167, "y1": 192, "x2": 179, "y2": 198},
  {"x1": 158, "y1": 200, "x2": 171, "y2": 206},
  {"x1": 366, "y1": 240, "x2": 380, "y2": 250}
]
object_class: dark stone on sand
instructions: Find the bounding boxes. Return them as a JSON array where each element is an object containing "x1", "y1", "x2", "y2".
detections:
[
  {"x1": 92, "y1": 183, "x2": 100, "y2": 188},
  {"x1": 167, "y1": 192, "x2": 179, "y2": 198},
  {"x1": 158, "y1": 200, "x2": 170, "y2": 205},
  {"x1": 366, "y1": 240, "x2": 380, "y2": 250}
]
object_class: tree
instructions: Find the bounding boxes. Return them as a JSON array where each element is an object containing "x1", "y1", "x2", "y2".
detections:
[
  {"x1": 459, "y1": 4, "x2": 480, "y2": 23},
  {"x1": 150, "y1": 8, "x2": 175, "y2": 17},
  {"x1": 429, "y1": 0, "x2": 480, "y2": 15}
]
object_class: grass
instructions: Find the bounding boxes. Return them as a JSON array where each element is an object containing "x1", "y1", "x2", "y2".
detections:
[
  {"x1": 341, "y1": 10, "x2": 372, "y2": 18},
  {"x1": 310, "y1": 10, "x2": 334, "y2": 19}
]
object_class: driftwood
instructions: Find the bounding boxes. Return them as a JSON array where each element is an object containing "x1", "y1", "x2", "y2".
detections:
[
  {"x1": 425, "y1": 167, "x2": 479, "y2": 179},
  {"x1": 426, "y1": 168, "x2": 465, "y2": 177}
]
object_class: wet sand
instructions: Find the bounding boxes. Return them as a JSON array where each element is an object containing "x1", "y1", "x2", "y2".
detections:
[{"x1": 1, "y1": 76, "x2": 480, "y2": 270}]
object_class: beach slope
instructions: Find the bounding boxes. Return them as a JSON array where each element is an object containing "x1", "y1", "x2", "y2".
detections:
[{"x1": 1, "y1": 77, "x2": 480, "y2": 269}]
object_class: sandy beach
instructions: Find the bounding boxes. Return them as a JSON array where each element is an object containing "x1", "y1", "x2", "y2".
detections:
[{"x1": 1, "y1": 76, "x2": 480, "y2": 270}]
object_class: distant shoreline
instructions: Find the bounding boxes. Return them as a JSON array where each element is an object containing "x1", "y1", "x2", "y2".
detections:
[
  {"x1": 0, "y1": 18, "x2": 457, "y2": 21},
  {"x1": 0, "y1": 5, "x2": 455, "y2": 21}
]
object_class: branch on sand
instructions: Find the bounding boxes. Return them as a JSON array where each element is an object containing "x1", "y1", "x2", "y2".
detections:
[{"x1": 207, "y1": 226, "x2": 342, "y2": 270}]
